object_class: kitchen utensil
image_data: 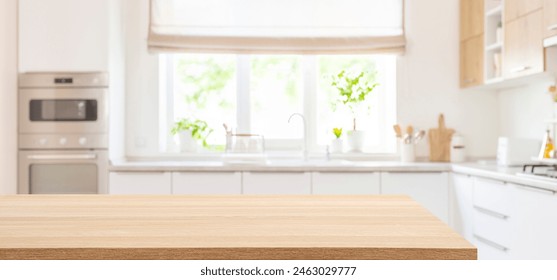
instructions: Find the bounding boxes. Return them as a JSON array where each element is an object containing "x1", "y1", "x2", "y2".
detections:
[
  {"x1": 403, "y1": 134, "x2": 411, "y2": 144},
  {"x1": 414, "y1": 130, "x2": 426, "y2": 143},
  {"x1": 393, "y1": 124, "x2": 402, "y2": 138},
  {"x1": 428, "y1": 114, "x2": 455, "y2": 162},
  {"x1": 406, "y1": 125, "x2": 414, "y2": 136}
]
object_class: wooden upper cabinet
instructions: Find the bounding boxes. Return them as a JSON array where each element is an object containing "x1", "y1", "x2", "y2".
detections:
[
  {"x1": 503, "y1": 10, "x2": 544, "y2": 79},
  {"x1": 461, "y1": 0, "x2": 485, "y2": 41},
  {"x1": 505, "y1": 0, "x2": 543, "y2": 23},
  {"x1": 544, "y1": 0, "x2": 557, "y2": 38},
  {"x1": 460, "y1": 35, "x2": 484, "y2": 88}
]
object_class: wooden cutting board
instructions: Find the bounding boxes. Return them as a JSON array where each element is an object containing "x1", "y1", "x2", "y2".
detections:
[{"x1": 428, "y1": 114, "x2": 455, "y2": 162}]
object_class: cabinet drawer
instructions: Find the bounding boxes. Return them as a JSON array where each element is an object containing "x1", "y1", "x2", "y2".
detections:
[
  {"x1": 473, "y1": 206, "x2": 514, "y2": 249},
  {"x1": 473, "y1": 177, "x2": 512, "y2": 216},
  {"x1": 109, "y1": 172, "x2": 171, "y2": 194},
  {"x1": 172, "y1": 172, "x2": 241, "y2": 194},
  {"x1": 243, "y1": 172, "x2": 311, "y2": 194},
  {"x1": 474, "y1": 234, "x2": 513, "y2": 260},
  {"x1": 312, "y1": 172, "x2": 380, "y2": 195},
  {"x1": 381, "y1": 172, "x2": 449, "y2": 224}
]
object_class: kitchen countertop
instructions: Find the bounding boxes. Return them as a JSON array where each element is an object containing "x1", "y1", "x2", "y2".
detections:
[
  {"x1": 452, "y1": 163, "x2": 557, "y2": 192},
  {"x1": 109, "y1": 159, "x2": 452, "y2": 172},
  {"x1": 0, "y1": 195, "x2": 476, "y2": 260}
]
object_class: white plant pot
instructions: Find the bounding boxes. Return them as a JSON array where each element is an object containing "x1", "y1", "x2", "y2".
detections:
[
  {"x1": 178, "y1": 131, "x2": 198, "y2": 153},
  {"x1": 330, "y1": 138, "x2": 343, "y2": 153},
  {"x1": 346, "y1": 130, "x2": 365, "y2": 152}
]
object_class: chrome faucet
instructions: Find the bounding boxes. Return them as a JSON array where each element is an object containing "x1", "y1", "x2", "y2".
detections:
[{"x1": 288, "y1": 113, "x2": 308, "y2": 161}]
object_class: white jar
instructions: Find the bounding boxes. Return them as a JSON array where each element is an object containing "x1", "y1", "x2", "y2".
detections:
[
  {"x1": 450, "y1": 135, "x2": 466, "y2": 163},
  {"x1": 400, "y1": 143, "x2": 415, "y2": 162}
]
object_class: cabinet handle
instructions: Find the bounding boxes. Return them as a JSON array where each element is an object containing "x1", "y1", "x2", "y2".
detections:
[
  {"x1": 473, "y1": 234, "x2": 508, "y2": 252},
  {"x1": 513, "y1": 184, "x2": 555, "y2": 196},
  {"x1": 476, "y1": 177, "x2": 506, "y2": 185},
  {"x1": 384, "y1": 171, "x2": 445, "y2": 174},
  {"x1": 547, "y1": 24, "x2": 557, "y2": 31},
  {"x1": 473, "y1": 205, "x2": 508, "y2": 220},
  {"x1": 245, "y1": 171, "x2": 306, "y2": 174},
  {"x1": 510, "y1": 66, "x2": 531, "y2": 73},
  {"x1": 27, "y1": 154, "x2": 97, "y2": 160}
]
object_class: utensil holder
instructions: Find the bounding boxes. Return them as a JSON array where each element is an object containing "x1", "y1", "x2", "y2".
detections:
[{"x1": 401, "y1": 143, "x2": 415, "y2": 162}]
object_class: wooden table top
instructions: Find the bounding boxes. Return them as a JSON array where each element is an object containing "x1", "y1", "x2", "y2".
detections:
[{"x1": 0, "y1": 195, "x2": 476, "y2": 260}]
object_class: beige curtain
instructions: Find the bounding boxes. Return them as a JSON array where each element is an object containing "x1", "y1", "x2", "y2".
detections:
[{"x1": 148, "y1": 0, "x2": 405, "y2": 54}]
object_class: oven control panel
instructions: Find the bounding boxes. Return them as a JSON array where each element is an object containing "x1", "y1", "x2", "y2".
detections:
[{"x1": 19, "y1": 134, "x2": 108, "y2": 149}]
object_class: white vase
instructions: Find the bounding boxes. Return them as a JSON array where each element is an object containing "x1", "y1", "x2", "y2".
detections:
[
  {"x1": 330, "y1": 138, "x2": 343, "y2": 153},
  {"x1": 178, "y1": 131, "x2": 198, "y2": 153},
  {"x1": 346, "y1": 130, "x2": 365, "y2": 152}
]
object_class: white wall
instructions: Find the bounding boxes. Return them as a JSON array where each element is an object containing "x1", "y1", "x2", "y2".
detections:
[
  {"x1": 498, "y1": 82, "x2": 555, "y2": 139},
  {"x1": 124, "y1": 0, "x2": 160, "y2": 157},
  {"x1": 397, "y1": 0, "x2": 499, "y2": 158},
  {"x1": 0, "y1": 0, "x2": 18, "y2": 194}
]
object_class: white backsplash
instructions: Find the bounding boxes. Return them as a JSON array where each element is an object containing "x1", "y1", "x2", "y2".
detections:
[{"x1": 498, "y1": 81, "x2": 556, "y2": 141}]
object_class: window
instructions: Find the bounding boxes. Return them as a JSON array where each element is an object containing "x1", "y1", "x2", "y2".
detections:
[{"x1": 160, "y1": 54, "x2": 396, "y2": 154}]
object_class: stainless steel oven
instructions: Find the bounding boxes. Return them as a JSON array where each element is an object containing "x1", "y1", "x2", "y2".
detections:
[
  {"x1": 18, "y1": 72, "x2": 109, "y2": 194},
  {"x1": 18, "y1": 150, "x2": 108, "y2": 194}
]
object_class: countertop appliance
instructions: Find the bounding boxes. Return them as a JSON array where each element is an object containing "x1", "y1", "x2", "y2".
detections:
[
  {"x1": 496, "y1": 137, "x2": 540, "y2": 166},
  {"x1": 18, "y1": 72, "x2": 108, "y2": 194}
]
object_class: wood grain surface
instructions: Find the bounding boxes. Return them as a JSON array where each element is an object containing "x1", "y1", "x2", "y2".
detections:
[
  {"x1": 428, "y1": 114, "x2": 455, "y2": 162},
  {"x1": 0, "y1": 195, "x2": 476, "y2": 260}
]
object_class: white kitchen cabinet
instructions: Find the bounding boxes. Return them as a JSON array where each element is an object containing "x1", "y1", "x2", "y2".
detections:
[
  {"x1": 312, "y1": 172, "x2": 380, "y2": 195},
  {"x1": 511, "y1": 183, "x2": 557, "y2": 259},
  {"x1": 109, "y1": 171, "x2": 171, "y2": 194},
  {"x1": 19, "y1": 0, "x2": 110, "y2": 72},
  {"x1": 172, "y1": 172, "x2": 242, "y2": 194},
  {"x1": 451, "y1": 173, "x2": 474, "y2": 242},
  {"x1": 242, "y1": 172, "x2": 311, "y2": 195},
  {"x1": 381, "y1": 172, "x2": 449, "y2": 224},
  {"x1": 471, "y1": 177, "x2": 516, "y2": 260}
]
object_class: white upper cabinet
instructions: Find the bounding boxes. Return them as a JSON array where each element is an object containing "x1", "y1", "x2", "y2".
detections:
[
  {"x1": 381, "y1": 172, "x2": 450, "y2": 224},
  {"x1": 312, "y1": 172, "x2": 380, "y2": 195},
  {"x1": 19, "y1": 0, "x2": 110, "y2": 72}
]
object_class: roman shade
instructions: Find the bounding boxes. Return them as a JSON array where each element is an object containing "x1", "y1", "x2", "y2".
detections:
[{"x1": 148, "y1": 0, "x2": 405, "y2": 54}]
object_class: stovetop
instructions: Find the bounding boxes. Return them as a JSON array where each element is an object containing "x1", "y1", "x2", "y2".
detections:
[{"x1": 516, "y1": 164, "x2": 557, "y2": 183}]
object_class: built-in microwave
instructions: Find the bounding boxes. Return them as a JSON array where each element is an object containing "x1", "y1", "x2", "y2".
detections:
[{"x1": 18, "y1": 72, "x2": 109, "y2": 194}]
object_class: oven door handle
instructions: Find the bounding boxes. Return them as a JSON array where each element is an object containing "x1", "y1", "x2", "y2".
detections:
[{"x1": 27, "y1": 154, "x2": 97, "y2": 160}]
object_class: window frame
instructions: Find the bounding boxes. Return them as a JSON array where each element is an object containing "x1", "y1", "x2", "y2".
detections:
[{"x1": 159, "y1": 53, "x2": 397, "y2": 155}]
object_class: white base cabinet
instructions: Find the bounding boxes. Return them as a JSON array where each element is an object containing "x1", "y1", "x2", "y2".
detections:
[
  {"x1": 312, "y1": 172, "x2": 380, "y2": 194},
  {"x1": 109, "y1": 172, "x2": 171, "y2": 194},
  {"x1": 172, "y1": 172, "x2": 242, "y2": 194},
  {"x1": 471, "y1": 177, "x2": 515, "y2": 260},
  {"x1": 451, "y1": 173, "x2": 474, "y2": 242},
  {"x1": 511, "y1": 183, "x2": 557, "y2": 259},
  {"x1": 243, "y1": 172, "x2": 311, "y2": 194},
  {"x1": 381, "y1": 172, "x2": 449, "y2": 224}
]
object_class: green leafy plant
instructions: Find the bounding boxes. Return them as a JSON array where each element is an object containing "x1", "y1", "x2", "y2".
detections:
[
  {"x1": 170, "y1": 118, "x2": 213, "y2": 148},
  {"x1": 332, "y1": 127, "x2": 343, "y2": 139},
  {"x1": 331, "y1": 70, "x2": 378, "y2": 130}
]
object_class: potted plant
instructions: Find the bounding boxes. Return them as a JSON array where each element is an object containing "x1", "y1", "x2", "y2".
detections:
[
  {"x1": 331, "y1": 70, "x2": 378, "y2": 152},
  {"x1": 170, "y1": 118, "x2": 213, "y2": 153},
  {"x1": 330, "y1": 127, "x2": 344, "y2": 153}
]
